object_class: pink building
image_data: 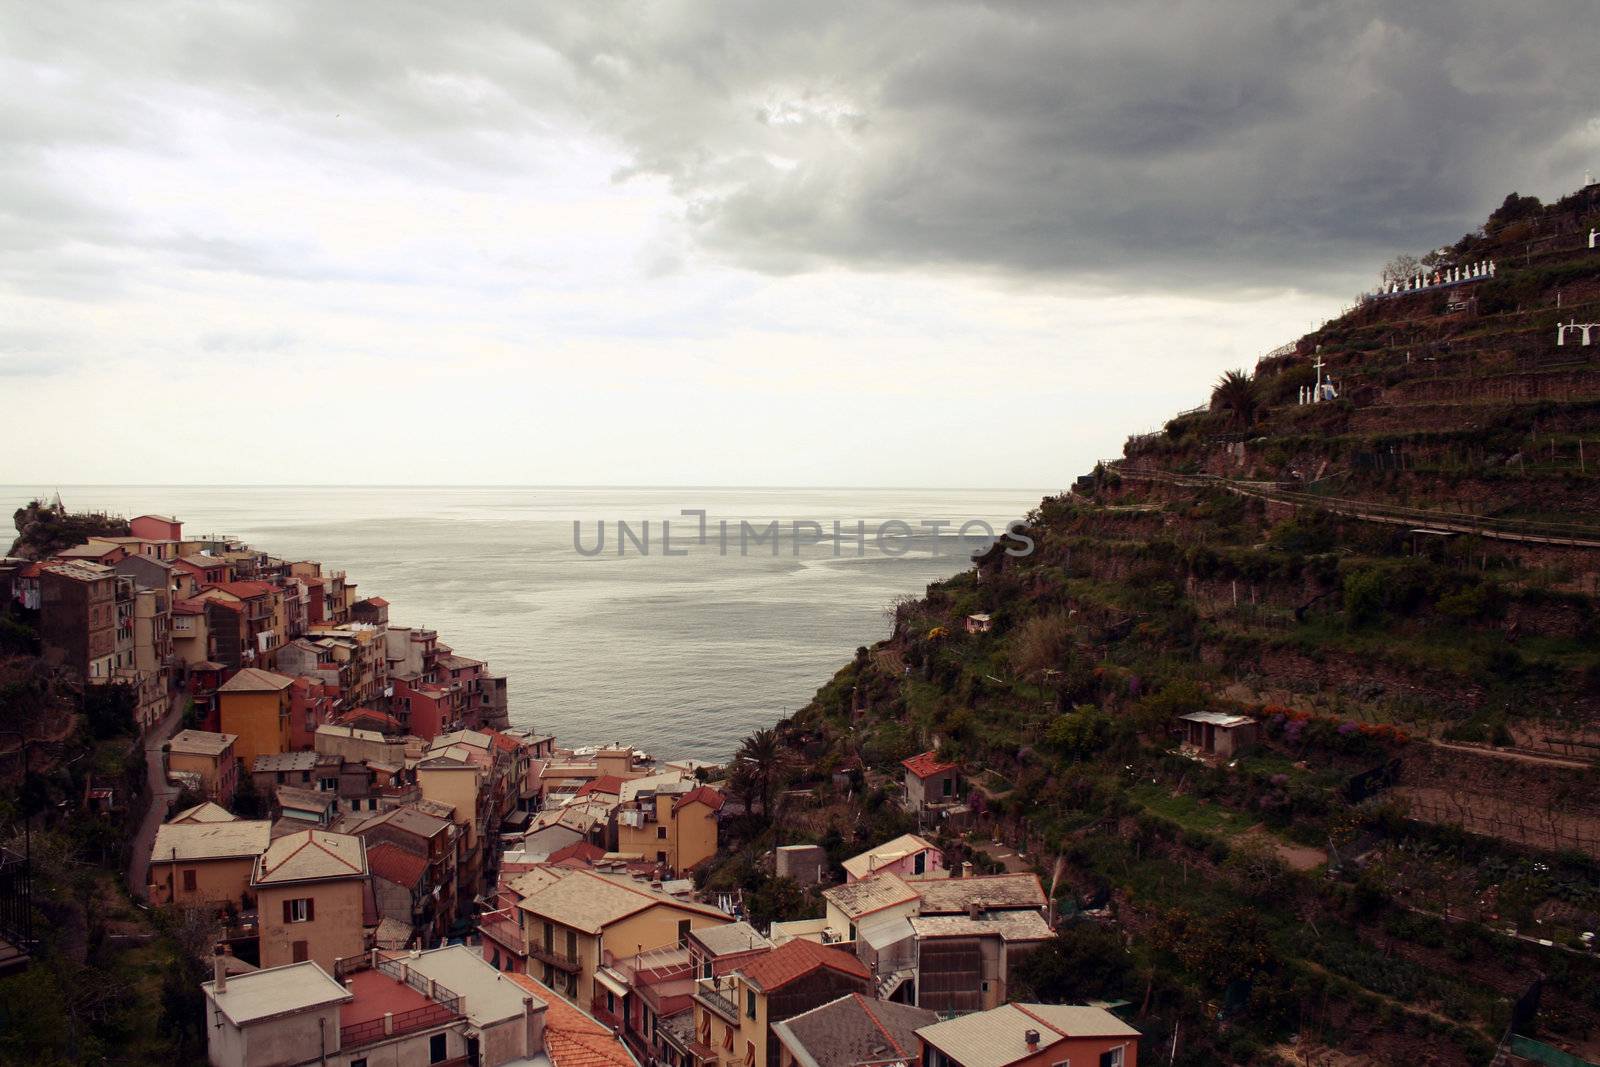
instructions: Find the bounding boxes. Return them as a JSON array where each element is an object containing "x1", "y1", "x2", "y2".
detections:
[
  {"x1": 131, "y1": 514, "x2": 183, "y2": 542},
  {"x1": 841, "y1": 832, "x2": 944, "y2": 882}
]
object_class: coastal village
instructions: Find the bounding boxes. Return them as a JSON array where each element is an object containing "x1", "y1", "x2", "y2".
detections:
[
  {"x1": 0, "y1": 510, "x2": 1137, "y2": 1067},
  {"x1": 8, "y1": 190, "x2": 1600, "y2": 1065}
]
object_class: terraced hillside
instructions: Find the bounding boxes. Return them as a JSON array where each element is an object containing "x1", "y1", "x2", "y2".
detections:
[{"x1": 764, "y1": 186, "x2": 1600, "y2": 1065}]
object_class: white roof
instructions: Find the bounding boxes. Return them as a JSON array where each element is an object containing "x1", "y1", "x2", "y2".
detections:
[
  {"x1": 619, "y1": 770, "x2": 691, "y2": 803},
  {"x1": 824, "y1": 872, "x2": 919, "y2": 920},
  {"x1": 841, "y1": 834, "x2": 936, "y2": 880},
  {"x1": 202, "y1": 961, "x2": 351, "y2": 1026},
  {"x1": 152, "y1": 820, "x2": 271, "y2": 862},
  {"x1": 399, "y1": 945, "x2": 532, "y2": 1027},
  {"x1": 1179, "y1": 710, "x2": 1254, "y2": 727},
  {"x1": 167, "y1": 729, "x2": 237, "y2": 756},
  {"x1": 690, "y1": 921, "x2": 773, "y2": 957},
  {"x1": 907, "y1": 910, "x2": 1054, "y2": 942},
  {"x1": 861, "y1": 915, "x2": 915, "y2": 950},
  {"x1": 253, "y1": 829, "x2": 366, "y2": 885},
  {"x1": 316, "y1": 723, "x2": 387, "y2": 744},
  {"x1": 918, "y1": 1004, "x2": 1138, "y2": 1067},
  {"x1": 169, "y1": 801, "x2": 238, "y2": 824}
]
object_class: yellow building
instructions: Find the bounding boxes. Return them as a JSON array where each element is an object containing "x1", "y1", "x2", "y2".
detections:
[
  {"x1": 417, "y1": 755, "x2": 485, "y2": 905},
  {"x1": 148, "y1": 818, "x2": 271, "y2": 908},
  {"x1": 253, "y1": 829, "x2": 369, "y2": 972},
  {"x1": 511, "y1": 868, "x2": 730, "y2": 1004},
  {"x1": 169, "y1": 598, "x2": 211, "y2": 665},
  {"x1": 615, "y1": 784, "x2": 724, "y2": 875},
  {"x1": 217, "y1": 668, "x2": 295, "y2": 767},
  {"x1": 692, "y1": 939, "x2": 873, "y2": 1067},
  {"x1": 165, "y1": 729, "x2": 240, "y2": 803}
]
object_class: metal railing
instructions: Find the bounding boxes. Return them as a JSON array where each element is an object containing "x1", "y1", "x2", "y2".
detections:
[
  {"x1": 527, "y1": 939, "x2": 582, "y2": 971},
  {"x1": 340, "y1": 1001, "x2": 460, "y2": 1048},
  {"x1": 694, "y1": 978, "x2": 741, "y2": 1023},
  {"x1": 479, "y1": 911, "x2": 523, "y2": 949},
  {"x1": 0, "y1": 848, "x2": 32, "y2": 950}
]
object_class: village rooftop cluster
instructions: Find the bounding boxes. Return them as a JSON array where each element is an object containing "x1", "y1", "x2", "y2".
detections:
[{"x1": 1, "y1": 509, "x2": 1135, "y2": 1067}]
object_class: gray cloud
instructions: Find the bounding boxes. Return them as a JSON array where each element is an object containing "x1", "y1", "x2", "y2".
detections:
[
  {"x1": 526, "y1": 0, "x2": 1600, "y2": 291},
  {"x1": 1, "y1": 0, "x2": 1596, "y2": 299}
]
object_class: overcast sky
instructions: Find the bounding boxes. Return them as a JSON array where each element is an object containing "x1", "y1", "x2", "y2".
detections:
[{"x1": 2, "y1": 2, "x2": 1596, "y2": 488}]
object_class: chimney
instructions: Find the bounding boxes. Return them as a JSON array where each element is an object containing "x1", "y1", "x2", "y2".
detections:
[
  {"x1": 1024, "y1": 1030, "x2": 1040, "y2": 1049},
  {"x1": 967, "y1": 902, "x2": 981, "y2": 920},
  {"x1": 213, "y1": 945, "x2": 228, "y2": 993}
]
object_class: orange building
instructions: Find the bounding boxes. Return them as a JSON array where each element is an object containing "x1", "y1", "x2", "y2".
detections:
[{"x1": 217, "y1": 668, "x2": 295, "y2": 766}]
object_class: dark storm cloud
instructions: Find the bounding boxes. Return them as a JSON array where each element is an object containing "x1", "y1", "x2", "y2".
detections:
[
  {"x1": 526, "y1": 0, "x2": 1600, "y2": 290},
  {"x1": 2, "y1": 0, "x2": 1596, "y2": 296}
]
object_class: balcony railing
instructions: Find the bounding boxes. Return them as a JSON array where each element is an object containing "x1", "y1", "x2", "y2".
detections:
[
  {"x1": 528, "y1": 941, "x2": 582, "y2": 972},
  {"x1": 479, "y1": 912, "x2": 523, "y2": 950},
  {"x1": 694, "y1": 979, "x2": 740, "y2": 1023},
  {"x1": 340, "y1": 1002, "x2": 461, "y2": 1048}
]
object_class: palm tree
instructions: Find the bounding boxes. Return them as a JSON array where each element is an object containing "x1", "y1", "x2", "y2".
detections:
[
  {"x1": 1211, "y1": 369, "x2": 1259, "y2": 429},
  {"x1": 736, "y1": 727, "x2": 781, "y2": 817}
]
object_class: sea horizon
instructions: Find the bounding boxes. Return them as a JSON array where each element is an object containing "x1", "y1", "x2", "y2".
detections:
[{"x1": 5, "y1": 483, "x2": 1048, "y2": 761}]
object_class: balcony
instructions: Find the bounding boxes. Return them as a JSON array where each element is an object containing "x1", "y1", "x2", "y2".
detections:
[
  {"x1": 528, "y1": 941, "x2": 582, "y2": 972},
  {"x1": 694, "y1": 978, "x2": 740, "y2": 1024},
  {"x1": 479, "y1": 911, "x2": 523, "y2": 951}
]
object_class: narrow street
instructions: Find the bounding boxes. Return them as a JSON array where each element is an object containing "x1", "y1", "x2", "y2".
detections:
[{"x1": 125, "y1": 703, "x2": 186, "y2": 900}]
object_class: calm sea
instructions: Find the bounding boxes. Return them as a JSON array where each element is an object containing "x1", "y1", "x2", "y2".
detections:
[{"x1": 3, "y1": 486, "x2": 1047, "y2": 761}]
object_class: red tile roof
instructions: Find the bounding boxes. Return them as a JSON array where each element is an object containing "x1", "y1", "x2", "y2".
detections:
[
  {"x1": 504, "y1": 973, "x2": 638, "y2": 1067},
  {"x1": 576, "y1": 775, "x2": 625, "y2": 797},
  {"x1": 487, "y1": 731, "x2": 522, "y2": 754},
  {"x1": 546, "y1": 841, "x2": 606, "y2": 866},
  {"x1": 206, "y1": 580, "x2": 276, "y2": 600},
  {"x1": 367, "y1": 842, "x2": 429, "y2": 888},
  {"x1": 675, "y1": 785, "x2": 725, "y2": 813},
  {"x1": 339, "y1": 708, "x2": 402, "y2": 730},
  {"x1": 737, "y1": 938, "x2": 870, "y2": 992},
  {"x1": 902, "y1": 751, "x2": 957, "y2": 779},
  {"x1": 364, "y1": 596, "x2": 389, "y2": 607}
]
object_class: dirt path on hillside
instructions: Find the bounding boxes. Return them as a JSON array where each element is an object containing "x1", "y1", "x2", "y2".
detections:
[{"x1": 1426, "y1": 738, "x2": 1593, "y2": 771}]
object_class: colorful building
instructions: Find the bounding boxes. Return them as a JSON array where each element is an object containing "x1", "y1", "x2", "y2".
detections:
[
  {"x1": 252, "y1": 828, "x2": 369, "y2": 972},
  {"x1": 148, "y1": 818, "x2": 271, "y2": 908},
  {"x1": 217, "y1": 667, "x2": 295, "y2": 767},
  {"x1": 693, "y1": 940, "x2": 873, "y2": 1067},
  {"x1": 164, "y1": 729, "x2": 240, "y2": 804},
  {"x1": 916, "y1": 1004, "x2": 1138, "y2": 1067}
]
